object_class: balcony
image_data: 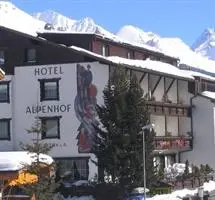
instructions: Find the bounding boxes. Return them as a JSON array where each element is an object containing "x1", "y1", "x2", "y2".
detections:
[
  {"x1": 154, "y1": 136, "x2": 193, "y2": 152},
  {"x1": 145, "y1": 101, "x2": 191, "y2": 117}
]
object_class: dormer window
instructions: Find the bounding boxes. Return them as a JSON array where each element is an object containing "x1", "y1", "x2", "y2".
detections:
[
  {"x1": 25, "y1": 48, "x2": 36, "y2": 63},
  {"x1": 127, "y1": 51, "x2": 134, "y2": 59},
  {"x1": 101, "y1": 45, "x2": 109, "y2": 56}
]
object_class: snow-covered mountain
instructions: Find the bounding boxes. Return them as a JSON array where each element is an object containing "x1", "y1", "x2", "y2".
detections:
[
  {"x1": 117, "y1": 25, "x2": 215, "y2": 74},
  {"x1": 1, "y1": 1, "x2": 215, "y2": 74},
  {"x1": 0, "y1": 1, "x2": 45, "y2": 35},
  {"x1": 32, "y1": 10, "x2": 76, "y2": 31},
  {"x1": 33, "y1": 10, "x2": 116, "y2": 38},
  {"x1": 192, "y1": 28, "x2": 215, "y2": 61},
  {"x1": 117, "y1": 25, "x2": 159, "y2": 45}
]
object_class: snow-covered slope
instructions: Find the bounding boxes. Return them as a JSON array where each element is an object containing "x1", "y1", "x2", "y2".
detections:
[
  {"x1": 192, "y1": 28, "x2": 215, "y2": 61},
  {"x1": 117, "y1": 25, "x2": 159, "y2": 45},
  {"x1": 33, "y1": 10, "x2": 115, "y2": 37},
  {"x1": 0, "y1": 0, "x2": 45, "y2": 35},
  {"x1": 32, "y1": 10, "x2": 76, "y2": 30},
  {"x1": 118, "y1": 25, "x2": 215, "y2": 74}
]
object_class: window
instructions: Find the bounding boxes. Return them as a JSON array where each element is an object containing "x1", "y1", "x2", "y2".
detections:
[
  {"x1": 0, "y1": 51, "x2": 4, "y2": 65},
  {"x1": 127, "y1": 51, "x2": 134, "y2": 59},
  {"x1": 149, "y1": 55, "x2": 157, "y2": 61},
  {"x1": 39, "y1": 78, "x2": 60, "y2": 101},
  {"x1": 0, "y1": 82, "x2": 9, "y2": 103},
  {"x1": 101, "y1": 44, "x2": 109, "y2": 56},
  {"x1": 0, "y1": 119, "x2": 10, "y2": 140},
  {"x1": 25, "y1": 48, "x2": 36, "y2": 63},
  {"x1": 55, "y1": 157, "x2": 89, "y2": 183},
  {"x1": 41, "y1": 117, "x2": 61, "y2": 139}
]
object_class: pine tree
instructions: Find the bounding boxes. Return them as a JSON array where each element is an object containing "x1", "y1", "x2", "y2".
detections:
[
  {"x1": 20, "y1": 117, "x2": 58, "y2": 200},
  {"x1": 93, "y1": 66, "x2": 157, "y2": 190}
]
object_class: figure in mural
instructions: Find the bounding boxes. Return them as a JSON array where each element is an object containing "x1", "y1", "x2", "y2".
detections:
[{"x1": 74, "y1": 64, "x2": 99, "y2": 153}]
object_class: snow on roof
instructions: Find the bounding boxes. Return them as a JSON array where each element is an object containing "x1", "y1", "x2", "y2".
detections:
[
  {"x1": 70, "y1": 46, "x2": 193, "y2": 80},
  {"x1": 108, "y1": 56, "x2": 194, "y2": 80},
  {"x1": 180, "y1": 70, "x2": 215, "y2": 81},
  {"x1": 38, "y1": 30, "x2": 95, "y2": 35},
  {"x1": 38, "y1": 31, "x2": 178, "y2": 60},
  {"x1": 201, "y1": 91, "x2": 215, "y2": 100},
  {"x1": 0, "y1": 151, "x2": 53, "y2": 171}
]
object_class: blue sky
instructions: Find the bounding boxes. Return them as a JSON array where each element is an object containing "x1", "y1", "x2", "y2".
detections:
[{"x1": 10, "y1": 0, "x2": 215, "y2": 46}]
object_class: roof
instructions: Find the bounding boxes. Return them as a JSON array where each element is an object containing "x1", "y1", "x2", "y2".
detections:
[
  {"x1": 0, "y1": 25, "x2": 193, "y2": 81},
  {"x1": 180, "y1": 70, "x2": 215, "y2": 82},
  {"x1": 70, "y1": 46, "x2": 194, "y2": 80},
  {"x1": 38, "y1": 31, "x2": 179, "y2": 62},
  {"x1": 200, "y1": 91, "x2": 215, "y2": 100},
  {"x1": 0, "y1": 151, "x2": 53, "y2": 171}
]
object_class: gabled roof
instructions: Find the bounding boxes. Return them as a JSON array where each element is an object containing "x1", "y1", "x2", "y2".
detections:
[{"x1": 37, "y1": 31, "x2": 179, "y2": 62}]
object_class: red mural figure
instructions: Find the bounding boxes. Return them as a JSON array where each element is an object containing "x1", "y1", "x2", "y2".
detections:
[{"x1": 74, "y1": 64, "x2": 99, "y2": 153}]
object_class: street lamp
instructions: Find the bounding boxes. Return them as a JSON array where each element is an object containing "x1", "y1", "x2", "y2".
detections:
[{"x1": 142, "y1": 123, "x2": 155, "y2": 200}]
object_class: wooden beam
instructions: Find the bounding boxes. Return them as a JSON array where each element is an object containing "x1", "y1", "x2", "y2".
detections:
[
  {"x1": 166, "y1": 79, "x2": 175, "y2": 94},
  {"x1": 152, "y1": 76, "x2": 162, "y2": 95},
  {"x1": 165, "y1": 116, "x2": 167, "y2": 136},
  {"x1": 139, "y1": 72, "x2": 147, "y2": 84}
]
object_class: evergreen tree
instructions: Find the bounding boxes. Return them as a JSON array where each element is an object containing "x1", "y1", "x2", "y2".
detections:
[
  {"x1": 20, "y1": 117, "x2": 58, "y2": 200},
  {"x1": 93, "y1": 66, "x2": 156, "y2": 190}
]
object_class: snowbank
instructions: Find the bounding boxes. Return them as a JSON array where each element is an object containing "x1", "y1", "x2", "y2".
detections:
[{"x1": 149, "y1": 181, "x2": 215, "y2": 200}]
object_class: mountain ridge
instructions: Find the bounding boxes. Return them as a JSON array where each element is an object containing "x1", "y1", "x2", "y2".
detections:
[{"x1": 0, "y1": 1, "x2": 215, "y2": 74}]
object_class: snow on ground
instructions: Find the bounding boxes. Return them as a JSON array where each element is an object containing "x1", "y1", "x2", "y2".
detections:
[
  {"x1": 0, "y1": 151, "x2": 53, "y2": 171},
  {"x1": 149, "y1": 181, "x2": 215, "y2": 200}
]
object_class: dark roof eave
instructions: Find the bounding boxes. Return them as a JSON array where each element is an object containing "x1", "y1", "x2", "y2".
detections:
[
  {"x1": 0, "y1": 26, "x2": 191, "y2": 82},
  {"x1": 37, "y1": 30, "x2": 179, "y2": 62}
]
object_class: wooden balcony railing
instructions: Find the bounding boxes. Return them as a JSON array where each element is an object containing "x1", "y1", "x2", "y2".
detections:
[
  {"x1": 145, "y1": 101, "x2": 191, "y2": 117},
  {"x1": 154, "y1": 136, "x2": 193, "y2": 151}
]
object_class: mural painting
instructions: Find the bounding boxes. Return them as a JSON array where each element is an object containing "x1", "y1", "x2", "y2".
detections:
[{"x1": 74, "y1": 64, "x2": 99, "y2": 153}]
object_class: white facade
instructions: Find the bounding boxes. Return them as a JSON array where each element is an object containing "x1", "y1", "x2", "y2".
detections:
[
  {"x1": 181, "y1": 95, "x2": 215, "y2": 168},
  {"x1": 0, "y1": 61, "x2": 194, "y2": 179},
  {"x1": 0, "y1": 62, "x2": 109, "y2": 180}
]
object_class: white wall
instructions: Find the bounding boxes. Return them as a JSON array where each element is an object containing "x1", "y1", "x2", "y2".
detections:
[
  {"x1": 13, "y1": 62, "x2": 109, "y2": 179},
  {"x1": 181, "y1": 96, "x2": 215, "y2": 168},
  {"x1": 0, "y1": 75, "x2": 14, "y2": 151}
]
